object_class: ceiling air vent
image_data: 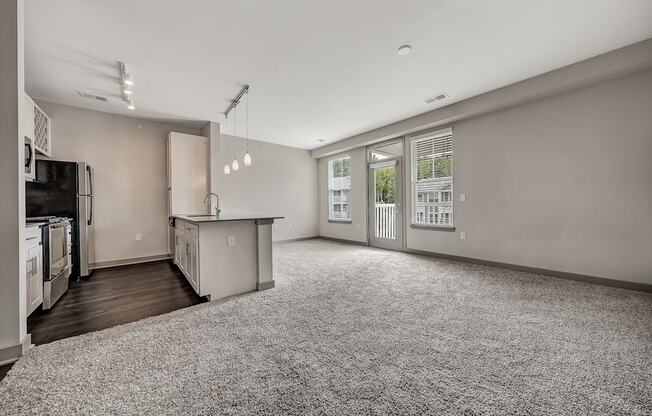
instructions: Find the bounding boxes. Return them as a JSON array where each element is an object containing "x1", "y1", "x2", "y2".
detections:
[
  {"x1": 423, "y1": 93, "x2": 448, "y2": 105},
  {"x1": 78, "y1": 91, "x2": 108, "y2": 102}
]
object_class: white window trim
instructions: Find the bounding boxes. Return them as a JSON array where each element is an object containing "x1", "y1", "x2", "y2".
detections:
[
  {"x1": 409, "y1": 127, "x2": 455, "y2": 230},
  {"x1": 327, "y1": 154, "x2": 352, "y2": 222}
]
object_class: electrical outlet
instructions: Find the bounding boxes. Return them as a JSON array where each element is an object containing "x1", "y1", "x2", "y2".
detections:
[
  {"x1": 459, "y1": 193, "x2": 466, "y2": 202},
  {"x1": 227, "y1": 235, "x2": 236, "y2": 247},
  {"x1": 460, "y1": 231, "x2": 466, "y2": 240},
  {"x1": 136, "y1": 233, "x2": 142, "y2": 241}
]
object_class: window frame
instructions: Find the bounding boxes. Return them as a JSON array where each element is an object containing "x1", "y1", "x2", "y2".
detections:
[
  {"x1": 327, "y1": 154, "x2": 352, "y2": 223},
  {"x1": 409, "y1": 128, "x2": 455, "y2": 231}
]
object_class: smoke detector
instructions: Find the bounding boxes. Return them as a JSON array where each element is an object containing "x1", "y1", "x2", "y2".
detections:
[
  {"x1": 78, "y1": 91, "x2": 108, "y2": 102},
  {"x1": 423, "y1": 93, "x2": 448, "y2": 105}
]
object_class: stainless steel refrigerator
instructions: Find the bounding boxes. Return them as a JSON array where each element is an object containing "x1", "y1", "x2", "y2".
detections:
[{"x1": 26, "y1": 160, "x2": 95, "y2": 278}]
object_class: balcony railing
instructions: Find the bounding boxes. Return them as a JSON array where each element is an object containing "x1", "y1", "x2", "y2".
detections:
[{"x1": 375, "y1": 203, "x2": 395, "y2": 239}]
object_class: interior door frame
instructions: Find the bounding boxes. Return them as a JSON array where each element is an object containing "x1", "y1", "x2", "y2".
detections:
[{"x1": 367, "y1": 139, "x2": 405, "y2": 251}]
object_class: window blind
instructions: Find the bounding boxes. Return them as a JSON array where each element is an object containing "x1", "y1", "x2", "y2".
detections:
[
  {"x1": 328, "y1": 156, "x2": 351, "y2": 220},
  {"x1": 411, "y1": 129, "x2": 453, "y2": 227}
]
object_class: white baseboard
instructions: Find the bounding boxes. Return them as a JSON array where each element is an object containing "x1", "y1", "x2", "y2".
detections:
[
  {"x1": 91, "y1": 254, "x2": 172, "y2": 270},
  {"x1": 0, "y1": 334, "x2": 32, "y2": 366},
  {"x1": 273, "y1": 236, "x2": 319, "y2": 244}
]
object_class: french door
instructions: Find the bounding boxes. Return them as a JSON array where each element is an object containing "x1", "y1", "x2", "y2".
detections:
[{"x1": 368, "y1": 141, "x2": 404, "y2": 251}]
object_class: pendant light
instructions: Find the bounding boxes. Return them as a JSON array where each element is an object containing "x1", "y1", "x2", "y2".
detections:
[
  {"x1": 231, "y1": 105, "x2": 240, "y2": 171},
  {"x1": 223, "y1": 114, "x2": 231, "y2": 175},
  {"x1": 243, "y1": 90, "x2": 252, "y2": 166}
]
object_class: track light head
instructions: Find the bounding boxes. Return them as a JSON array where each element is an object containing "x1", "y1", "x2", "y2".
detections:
[{"x1": 124, "y1": 73, "x2": 135, "y2": 86}]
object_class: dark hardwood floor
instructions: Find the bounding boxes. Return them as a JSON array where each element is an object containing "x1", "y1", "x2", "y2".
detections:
[{"x1": 0, "y1": 260, "x2": 203, "y2": 381}]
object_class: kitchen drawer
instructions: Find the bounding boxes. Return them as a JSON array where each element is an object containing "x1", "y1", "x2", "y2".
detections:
[
  {"x1": 25, "y1": 226, "x2": 41, "y2": 249},
  {"x1": 185, "y1": 223, "x2": 199, "y2": 239},
  {"x1": 175, "y1": 219, "x2": 186, "y2": 232}
]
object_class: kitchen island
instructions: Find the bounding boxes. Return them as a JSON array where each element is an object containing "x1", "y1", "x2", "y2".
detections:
[{"x1": 172, "y1": 215, "x2": 282, "y2": 300}]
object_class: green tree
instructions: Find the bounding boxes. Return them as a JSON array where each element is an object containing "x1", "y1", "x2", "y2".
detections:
[
  {"x1": 375, "y1": 167, "x2": 395, "y2": 203},
  {"x1": 417, "y1": 154, "x2": 452, "y2": 179},
  {"x1": 332, "y1": 157, "x2": 350, "y2": 177}
]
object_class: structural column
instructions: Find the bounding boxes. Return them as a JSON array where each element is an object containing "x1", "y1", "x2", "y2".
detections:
[
  {"x1": 255, "y1": 219, "x2": 275, "y2": 291},
  {"x1": 0, "y1": 0, "x2": 29, "y2": 365}
]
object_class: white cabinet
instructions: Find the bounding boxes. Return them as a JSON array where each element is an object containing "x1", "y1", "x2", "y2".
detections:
[
  {"x1": 24, "y1": 93, "x2": 52, "y2": 157},
  {"x1": 167, "y1": 132, "x2": 208, "y2": 216},
  {"x1": 25, "y1": 227, "x2": 43, "y2": 316},
  {"x1": 24, "y1": 94, "x2": 35, "y2": 140},
  {"x1": 174, "y1": 221, "x2": 200, "y2": 294},
  {"x1": 186, "y1": 237, "x2": 199, "y2": 291}
]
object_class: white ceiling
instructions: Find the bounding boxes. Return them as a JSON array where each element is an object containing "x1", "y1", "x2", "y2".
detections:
[{"x1": 25, "y1": 0, "x2": 652, "y2": 149}]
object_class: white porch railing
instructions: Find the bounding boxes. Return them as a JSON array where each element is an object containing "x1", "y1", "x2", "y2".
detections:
[{"x1": 375, "y1": 203, "x2": 395, "y2": 239}]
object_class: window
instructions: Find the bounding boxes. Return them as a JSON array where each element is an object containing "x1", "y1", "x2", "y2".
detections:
[
  {"x1": 328, "y1": 155, "x2": 351, "y2": 221},
  {"x1": 411, "y1": 128, "x2": 453, "y2": 227}
]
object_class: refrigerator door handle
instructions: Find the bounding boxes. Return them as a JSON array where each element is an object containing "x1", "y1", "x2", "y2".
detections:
[
  {"x1": 87, "y1": 165, "x2": 93, "y2": 196},
  {"x1": 88, "y1": 195, "x2": 93, "y2": 225}
]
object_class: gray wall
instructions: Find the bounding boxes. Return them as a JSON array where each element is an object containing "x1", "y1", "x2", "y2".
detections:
[
  {"x1": 216, "y1": 134, "x2": 319, "y2": 241},
  {"x1": 0, "y1": 0, "x2": 27, "y2": 357},
  {"x1": 406, "y1": 70, "x2": 652, "y2": 285},
  {"x1": 36, "y1": 101, "x2": 202, "y2": 265},
  {"x1": 317, "y1": 70, "x2": 652, "y2": 285}
]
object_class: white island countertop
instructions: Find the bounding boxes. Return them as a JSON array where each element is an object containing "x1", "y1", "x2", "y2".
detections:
[{"x1": 173, "y1": 214, "x2": 283, "y2": 224}]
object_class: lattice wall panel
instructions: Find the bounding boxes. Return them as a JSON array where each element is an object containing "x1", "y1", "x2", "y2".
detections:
[{"x1": 33, "y1": 106, "x2": 49, "y2": 153}]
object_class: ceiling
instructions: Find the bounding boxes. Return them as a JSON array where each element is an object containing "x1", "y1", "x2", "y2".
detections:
[{"x1": 25, "y1": 0, "x2": 652, "y2": 149}]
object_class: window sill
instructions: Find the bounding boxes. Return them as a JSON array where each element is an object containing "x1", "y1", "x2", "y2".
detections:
[
  {"x1": 328, "y1": 219, "x2": 352, "y2": 224},
  {"x1": 410, "y1": 224, "x2": 456, "y2": 232}
]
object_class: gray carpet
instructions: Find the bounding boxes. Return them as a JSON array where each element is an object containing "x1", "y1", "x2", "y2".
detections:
[{"x1": 1, "y1": 240, "x2": 651, "y2": 415}]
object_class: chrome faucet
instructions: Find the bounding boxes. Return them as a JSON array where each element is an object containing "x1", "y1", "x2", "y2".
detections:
[{"x1": 203, "y1": 193, "x2": 221, "y2": 217}]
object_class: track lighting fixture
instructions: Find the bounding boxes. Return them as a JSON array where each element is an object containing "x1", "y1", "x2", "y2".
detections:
[
  {"x1": 223, "y1": 84, "x2": 253, "y2": 173},
  {"x1": 123, "y1": 73, "x2": 135, "y2": 86},
  {"x1": 244, "y1": 90, "x2": 252, "y2": 166},
  {"x1": 119, "y1": 61, "x2": 136, "y2": 110}
]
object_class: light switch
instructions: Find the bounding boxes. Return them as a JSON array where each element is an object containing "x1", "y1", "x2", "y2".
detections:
[
  {"x1": 136, "y1": 233, "x2": 142, "y2": 241},
  {"x1": 227, "y1": 235, "x2": 236, "y2": 247},
  {"x1": 460, "y1": 231, "x2": 466, "y2": 240},
  {"x1": 459, "y1": 193, "x2": 466, "y2": 202}
]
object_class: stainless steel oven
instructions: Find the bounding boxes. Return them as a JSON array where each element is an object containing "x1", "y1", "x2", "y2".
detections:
[{"x1": 43, "y1": 218, "x2": 72, "y2": 309}]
